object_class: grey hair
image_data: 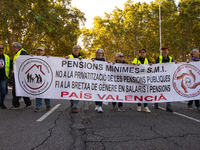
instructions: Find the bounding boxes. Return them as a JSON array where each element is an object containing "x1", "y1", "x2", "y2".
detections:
[
  {"x1": 73, "y1": 45, "x2": 80, "y2": 49},
  {"x1": 190, "y1": 49, "x2": 199, "y2": 57},
  {"x1": 95, "y1": 48, "x2": 105, "y2": 58},
  {"x1": 116, "y1": 52, "x2": 123, "y2": 57},
  {"x1": 12, "y1": 42, "x2": 22, "y2": 49}
]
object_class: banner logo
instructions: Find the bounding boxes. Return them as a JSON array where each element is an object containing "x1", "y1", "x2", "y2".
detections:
[
  {"x1": 18, "y1": 58, "x2": 53, "y2": 95},
  {"x1": 173, "y1": 64, "x2": 200, "y2": 97}
]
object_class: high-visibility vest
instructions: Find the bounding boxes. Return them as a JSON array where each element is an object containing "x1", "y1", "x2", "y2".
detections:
[
  {"x1": 132, "y1": 58, "x2": 149, "y2": 64},
  {"x1": 3, "y1": 54, "x2": 10, "y2": 78},
  {"x1": 159, "y1": 55, "x2": 172, "y2": 63},
  {"x1": 68, "y1": 54, "x2": 82, "y2": 58},
  {"x1": 13, "y1": 48, "x2": 28, "y2": 73}
]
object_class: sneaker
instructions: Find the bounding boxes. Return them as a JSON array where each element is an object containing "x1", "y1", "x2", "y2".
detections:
[
  {"x1": 166, "y1": 107, "x2": 173, "y2": 112},
  {"x1": 0, "y1": 103, "x2": 7, "y2": 109},
  {"x1": 72, "y1": 108, "x2": 78, "y2": 113},
  {"x1": 155, "y1": 103, "x2": 159, "y2": 109},
  {"x1": 98, "y1": 106, "x2": 103, "y2": 113},
  {"x1": 188, "y1": 105, "x2": 196, "y2": 110},
  {"x1": 143, "y1": 107, "x2": 151, "y2": 113},
  {"x1": 34, "y1": 108, "x2": 41, "y2": 112},
  {"x1": 46, "y1": 106, "x2": 51, "y2": 111},
  {"x1": 95, "y1": 105, "x2": 99, "y2": 111},
  {"x1": 9, "y1": 106, "x2": 20, "y2": 110},
  {"x1": 118, "y1": 107, "x2": 125, "y2": 112},
  {"x1": 137, "y1": 106, "x2": 141, "y2": 112},
  {"x1": 24, "y1": 102, "x2": 32, "y2": 109}
]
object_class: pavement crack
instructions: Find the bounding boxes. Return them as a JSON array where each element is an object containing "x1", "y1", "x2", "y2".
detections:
[{"x1": 31, "y1": 110, "x2": 65, "y2": 150}]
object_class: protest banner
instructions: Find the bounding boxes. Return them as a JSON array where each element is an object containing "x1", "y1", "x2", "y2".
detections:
[{"x1": 14, "y1": 56, "x2": 200, "y2": 103}]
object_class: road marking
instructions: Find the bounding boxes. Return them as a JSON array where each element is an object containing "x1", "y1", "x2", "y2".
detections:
[
  {"x1": 159, "y1": 106, "x2": 200, "y2": 123},
  {"x1": 36, "y1": 104, "x2": 61, "y2": 122}
]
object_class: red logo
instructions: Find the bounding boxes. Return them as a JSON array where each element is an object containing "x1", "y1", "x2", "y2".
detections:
[{"x1": 173, "y1": 64, "x2": 200, "y2": 97}]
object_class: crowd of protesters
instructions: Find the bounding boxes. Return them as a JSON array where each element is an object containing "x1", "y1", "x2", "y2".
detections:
[{"x1": 0, "y1": 42, "x2": 199, "y2": 114}]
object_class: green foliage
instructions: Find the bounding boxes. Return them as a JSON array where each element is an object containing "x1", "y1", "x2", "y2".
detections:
[
  {"x1": 81, "y1": 0, "x2": 200, "y2": 63},
  {"x1": 0, "y1": 0, "x2": 86, "y2": 58}
]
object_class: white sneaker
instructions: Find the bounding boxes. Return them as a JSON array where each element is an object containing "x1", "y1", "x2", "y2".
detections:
[
  {"x1": 118, "y1": 107, "x2": 125, "y2": 112},
  {"x1": 98, "y1": 106, "x2": 103, "y2": 113},
  {"x1": 143, "y1": 107, "x2": 151, "y2": 113},
  {"x1": 95, "y1": 105, "x2": 99, "y2": 111},
  {"x1": 137, "y1": 106, "x2": 141, "y2": 112}
]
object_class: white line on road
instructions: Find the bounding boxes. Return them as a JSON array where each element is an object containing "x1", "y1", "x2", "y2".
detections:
[
  {"x1": 36, "y1": 104, "x2": 61, "y2": 122},
  {"x1": 159, "y1": 106, "x2": 200, "y2": 123}
]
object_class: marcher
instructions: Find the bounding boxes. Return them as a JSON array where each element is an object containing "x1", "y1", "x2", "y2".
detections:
[
  {"x1": 132, "y1": 48, "x2": 151, "y2": 113},
  {"x1": 112, "y1": 52, "x2": 127, "y2": 112},
  {"x1": 65, "y1": 45, "x2": 83, "y2": 113},
  {"x1": 0, "y1": 44, "x2": 10, "y2": 109},
  {"x1": 186, "y1": 49, "x2": 200, "y2": 112},
  {"x1": 92, "y1": 48, "x2": 107, "y2": 113},
  {"x1": 155, "y1": 47, "x2": 173, "y2": 112},
  {"x1": 9, "y1": 42, "x2": 32, "y2": 109},
  {"x1": 31, "y1": 46, "x2": 51, "y2": 112}
]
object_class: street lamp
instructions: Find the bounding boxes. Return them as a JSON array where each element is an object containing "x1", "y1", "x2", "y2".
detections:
[{"x1": 159, "y1": 1, "x2": 162, "y2": 56}]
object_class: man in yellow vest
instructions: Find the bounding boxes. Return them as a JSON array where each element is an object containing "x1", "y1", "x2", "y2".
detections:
[
  {"x1": 132, "y1": 48, "x2": 151, "y2": 113},
  {"x1": 9, "y1": 42, "x2": 32, "y2": 109},
  {"x1": 65, "y1": 45, "x2": 83, "y2": 113},
  {"x1": 0, "y1": 44, "x2": 10, "y2": 109},
  {"x1": 155, "y1": 47, "x2": 173, "y2": 112}
]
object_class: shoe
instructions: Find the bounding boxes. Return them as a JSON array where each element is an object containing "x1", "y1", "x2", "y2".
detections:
[
  {"x1": 70, "y1": 103, "x2": 73, "y2": 110},
  {"x1": 188, "y1": 105, "x2": 196, "y2": 110},
  {"x1": 46, "y1": 106, "x2": 51, "y2": 111},
  {"x1": 0, "y1": 103, "x2": 7, "y2": 109},
  {"x1": 24, "y1": 102, "x2": 32, "y2": 109},
  {"x1": 112, "y1": 105, "x2": 116, "y2": 110},
  {"x1": 98, "y1": 106, "x2": 103, "y2": 113},
  {"x1": 9, "y1": 106, "x2": 20, "y2": 110},
  {"x1": 143, "y1": 107, "x2": 151, "y2": 113},
  {"x1": 34, "y1": 108, "x2": 41, "y2": 112},
  {"x1": 95, "y1": 105, "x2": 99, "y2": 111},
  {"x1": 155, "y1": 103, "x2": 159, "y2": 109},
  {"x1": 137, "y1": 106, "x2": 141, "y2": 112},
  {"x1": 72, "y1": 108, "x2": 78, "y2": 113},
  {"x1": 166, "y1": 107, "x2": 173, "y2": 112},
  {"x1": 118, "y1": 107, "x2": 125, "y2": 112},
  {"x1": 197, "y1": 107, "x2": 200, "y2": 112}
]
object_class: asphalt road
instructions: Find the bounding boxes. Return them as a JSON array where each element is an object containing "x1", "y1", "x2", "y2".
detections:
[{"x1": 0, "y1": 89, "x2": 200, "y2": 150}]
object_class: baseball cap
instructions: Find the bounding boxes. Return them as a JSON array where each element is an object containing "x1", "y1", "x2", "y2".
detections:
[
  {"x1": 161, "y1": 47, "x2": 169, "y2": 51},
  {"x1": 37, "y1": 46, "x2": 45, "y2": 51}
]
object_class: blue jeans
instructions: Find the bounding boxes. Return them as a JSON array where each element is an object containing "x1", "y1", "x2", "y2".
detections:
[
  {"x1": 95, "y1": 101, "x2": 102, "y2": 106},
  {"x1": 0, "y1": 80, "x2": 8, "y2": 103},
  {"x1": 166, "y1": 102, "x2": 171, "y2": 108},
  {"x1": 36, "y1": 98, "x2": 50, "y2": 109},
  {"x1": 70, "y1": 100, "x2": 79, "y2": 108},
  {"x1": 138, "y1": 103, "x2": 148, "y2": 107}
]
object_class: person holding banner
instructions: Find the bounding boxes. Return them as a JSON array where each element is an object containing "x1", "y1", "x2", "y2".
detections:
[
  {"x1": 0, "y1": 44, "x2": 10, "y2": 109},
  {"x1": 65, "y1": 45, "x2": 83, "y2": 113},
  {"x1": 132, "y1": 48, "x2": 151, "y2": 113},
  {"x1": 9, "y1": 42, "x2": 32, "y2": 110},
  {"x1": 30, "y1": 46, "x2": 51, "y2": 112},
  {"x1": 155, "y1": 47, "x2": 173, "y2": 112},
  {"x1": 186, "y1": 49, "x2": 200, "y2": 112},
  {"x1": 92, "y1": 48, "x2": 107, "y2": 113},
  {"x1": 112, "y1": 52, "x2": 128, "y2": 112}
]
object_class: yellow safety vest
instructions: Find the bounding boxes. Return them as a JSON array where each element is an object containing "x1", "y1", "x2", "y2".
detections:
[
  {"x1": 13, "y1": 48, "x2": 28, "y2": 73},
  {"x1": 132, "y1": 58, "x2": 149, "y2": 64},
  {"x1": 159, "y1": 55, "x2": 172, "y2": 63},
  {"x1": 4, "y1": 54, "x2": 10, "y2": 78},
  {"x1": 68, "y1": 54, "x2": 82, "y2": 58}
]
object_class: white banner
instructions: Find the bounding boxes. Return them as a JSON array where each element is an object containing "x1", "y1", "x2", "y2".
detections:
[{"x1": 14, "y1": 56, "x2": 200, "y2": 103}]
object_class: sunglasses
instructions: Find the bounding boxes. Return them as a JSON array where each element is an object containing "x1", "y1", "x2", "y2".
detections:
[
  {"x1": 118, "y1": 56, "x2": 124, "y2": 57},
  {"x1": 0, "y1": 48, "x2": 4, "y2": 50},
  {"x1": 140, "y1": 52, "x2": 145, "y2": 54}
]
